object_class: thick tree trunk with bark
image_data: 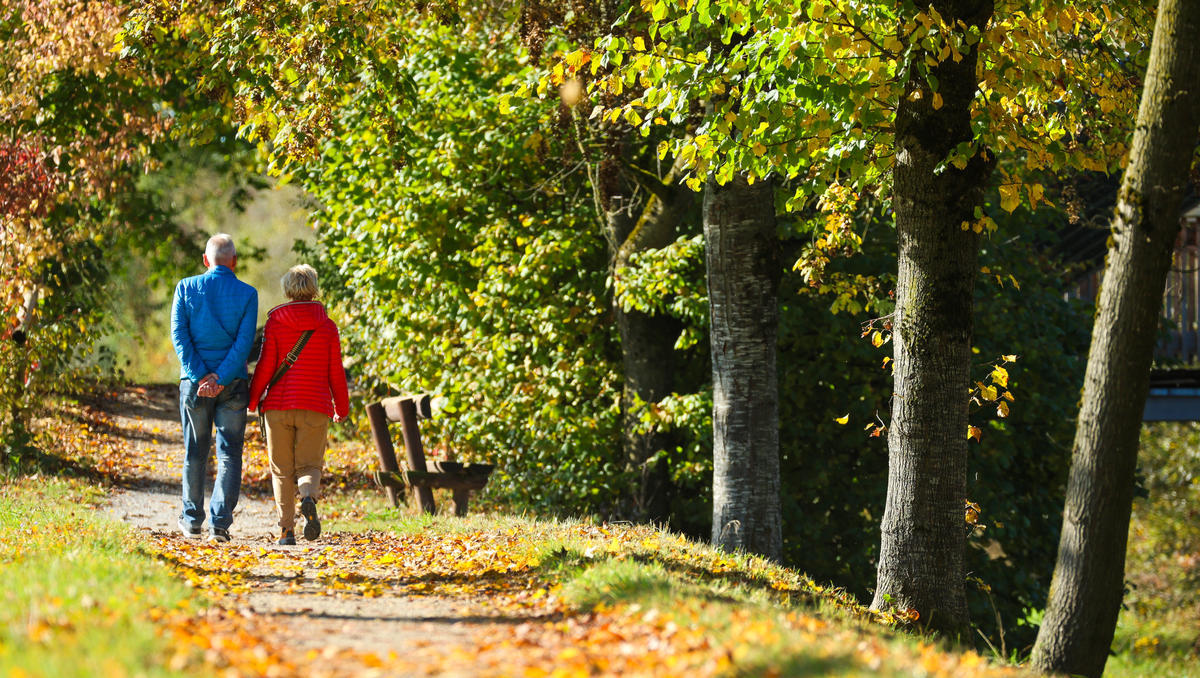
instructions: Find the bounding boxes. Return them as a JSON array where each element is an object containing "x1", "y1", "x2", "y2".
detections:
[
  {"x1": 871, "y1": 0, "x2": 995, "y2": 637},
  {"x1": 1032, "y1": 2, "x2": 1200, "y2": 675},
  {"x1": 705, "y1": 173, "x2": 781, "y2": 561}
]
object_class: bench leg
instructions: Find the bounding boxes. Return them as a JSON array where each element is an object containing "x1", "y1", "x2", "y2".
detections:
[
  {"x1": 366, "y1": 403, "x2": 403, "y2": 508},
  {"x1": 451, "y1": 489, "x2": 470, "y2": 517},
  {"x1": 398, "y1": 399, "x2": 437, "y2": 514},
  {"x1": 411, "y1": 487, "x2": 437, "y2": 515}
]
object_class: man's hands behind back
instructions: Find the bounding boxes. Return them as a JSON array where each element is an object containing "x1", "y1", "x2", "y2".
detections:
[{"x1": 197, "y1": 373, "x2": 225, "y2": 398}]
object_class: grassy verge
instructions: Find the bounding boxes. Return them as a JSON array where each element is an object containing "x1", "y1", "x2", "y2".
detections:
[
  {"x1": 326, "y1": 492, "x2": 1029, "y2": 676},
  {"x1": 0, "y1": 477, "x2": 203, "y2": 678},
  {"x1": 1108, "y1": 614, "x2": 1200, "y2": 678}
]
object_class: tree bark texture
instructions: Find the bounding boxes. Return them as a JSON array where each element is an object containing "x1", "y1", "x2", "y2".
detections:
[
  {"x1": 705, "y1": 173, "x2": 782, "y2": 561},
  {"x1": 1032, "y1": 1, "x2": 1200, "y2": 675},
  {"x1": 614, "y1": 181, "x2": 692, "y2": 521},
  {"x1": 871, "y1": 0, "x2": 995, "y2": 637}
]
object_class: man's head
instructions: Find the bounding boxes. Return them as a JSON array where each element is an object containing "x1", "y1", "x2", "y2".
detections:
[
  {"x1": 203, "y1": 234, "x2": 237, "y2": 270},
  {"x1": 281, "y1": 264, "x2": 319, "y2": 301}
]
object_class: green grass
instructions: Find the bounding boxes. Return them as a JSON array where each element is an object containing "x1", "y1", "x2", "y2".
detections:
[
  {"x1": 326, "y1": 492, "x2": 1025, "y2": 676},
  {"x1": 0, "y1": 477, "x2": 205, "y2": 678},
  {"x1": 1107, "y1": 614, "x2": 1200, "y2": 678}
]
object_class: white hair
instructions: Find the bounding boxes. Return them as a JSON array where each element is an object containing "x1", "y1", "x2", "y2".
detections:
[{"x1": 205, "y1": 233, "x2": 237, "y2": 266}]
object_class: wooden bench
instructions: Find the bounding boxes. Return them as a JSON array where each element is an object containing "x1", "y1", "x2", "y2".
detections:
[{"x1": 366, "y1": 394, "x2": 493, "y2": 516}]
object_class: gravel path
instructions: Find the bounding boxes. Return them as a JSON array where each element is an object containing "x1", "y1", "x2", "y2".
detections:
[{"x1": 96, "y1": 385, "x2": 507, "y2": 675}]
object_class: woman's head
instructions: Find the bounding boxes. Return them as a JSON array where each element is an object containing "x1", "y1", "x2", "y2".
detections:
[{"x1": 281, "y1": 264, "x2": 319, "y2": 301}]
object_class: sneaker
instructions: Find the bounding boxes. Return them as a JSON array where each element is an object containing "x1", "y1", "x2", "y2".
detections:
[
  {"x1": 208, "y1": 527, "x2": 231, "y2": 543},
  {"x1": 178, "y1": 518, "x2": 202, "y2": 539},
  {"x1": 300, "y1": 496, "x2": 321, "y2": 541},
  {"x1": 278, "y1": 527, "x2": 296, "y2": 546}
]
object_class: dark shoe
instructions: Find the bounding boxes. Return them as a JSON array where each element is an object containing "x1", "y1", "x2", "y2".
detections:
[
  {"x1": 300, "y1": 496, "x2": 321, "y2": 541},
  {"x1": 178, "y1": 518, "x2": 202, "y2": 539},
  {"x1": 208, "y1": 527, "x2": 231, "y2": 543},
  {"x1": 277, "y1": 528, "x2": 296, "y2": 546}
]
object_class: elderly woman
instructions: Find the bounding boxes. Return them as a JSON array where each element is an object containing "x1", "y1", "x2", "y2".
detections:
[{"x1": 248, "y1": 264, "x2": 350, "y2": 545}]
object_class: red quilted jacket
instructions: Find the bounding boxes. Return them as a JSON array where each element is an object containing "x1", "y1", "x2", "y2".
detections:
[{"x1": 248, "y1": 301, "x2": 350, "y2": 419}]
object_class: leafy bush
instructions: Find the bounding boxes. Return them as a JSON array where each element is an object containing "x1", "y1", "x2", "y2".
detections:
[{"x1": 1127, "y1": 422, "x2": 1200, "y2": 618}]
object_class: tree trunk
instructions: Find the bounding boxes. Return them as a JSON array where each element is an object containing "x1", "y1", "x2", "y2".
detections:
[
  {"x1": 617, "y1": 306, "x2": 679, "y2": 519},
  {"x1": 705, "y1": 173, "x2": 781, "y2": 561},
  {"x1": 614, "y1": 184, "x2": 691, "y2": 521},
  {"x1": 871, "y1": 0, "x2": 995, "y2": 638},
  {"x1": 1032, "y1": 2, "x2": 1200, "y2": 675}
]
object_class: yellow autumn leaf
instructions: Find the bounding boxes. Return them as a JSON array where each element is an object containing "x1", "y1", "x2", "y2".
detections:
[
  {"x1": 752, "y1": 142, "x2": 767, "y2": 156},
  {"x1": 564, "y1": 49, "x2": 588, "y2": 68},
  {"x1": 997, "y1": 401, "x2": 1010, "y2": 417},
  {"x1": 835, "y1": 414, "x2": 849, "y2": 425},
  {"x1": 965, "y1": 501, "x2": 981, "y2": 524},
  {"x1": 991, "y1": 365, "x2": 1009, "y2": 388},
  {"x1": 1028, "y1": 183, "x2": 1045, "y2": 208},
  {"x1": 1002, "y1": 354, "x2": 1017, "y2": 362},
  {"x1": 967, "y1": 425, "x2": 982, "y2": 441},
  {"x1": 932, "y1": 92, "x2": 943, "y2": 110},
  {"x1": 981, "y1": 385, "x2": 998, "y2": 401},
  {"x1": 998, "y1": 184, "x2": 1020, "y2": 213}
]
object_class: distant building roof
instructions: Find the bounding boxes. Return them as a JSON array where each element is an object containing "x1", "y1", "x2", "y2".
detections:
[{"x1": 1184, "y1": 201, "x2": 1200, "y2": 223}]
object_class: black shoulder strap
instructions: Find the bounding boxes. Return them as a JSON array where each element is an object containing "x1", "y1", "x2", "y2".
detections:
[{"x1": 262, "y1": 330, "x2": 314, "y2": 401}]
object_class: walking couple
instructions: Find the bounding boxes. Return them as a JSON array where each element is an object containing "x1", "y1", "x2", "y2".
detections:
[{"x1": 170, "y1": 234, "x2": 350, "y2": 546}]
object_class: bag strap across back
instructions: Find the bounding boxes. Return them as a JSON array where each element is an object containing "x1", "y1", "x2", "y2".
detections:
[{"x1": 259, "y1": 329, "x2": 314, "y2": 411}]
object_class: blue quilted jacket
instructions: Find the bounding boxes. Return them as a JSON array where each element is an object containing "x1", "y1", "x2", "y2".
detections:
[{"x1": 170, "y1": 266, "x2": 259, "y2": 385}]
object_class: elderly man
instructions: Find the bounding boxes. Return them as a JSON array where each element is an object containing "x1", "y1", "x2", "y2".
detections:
[{"x1": 170, "y1": 234, "x2": 258, "y2": 542}]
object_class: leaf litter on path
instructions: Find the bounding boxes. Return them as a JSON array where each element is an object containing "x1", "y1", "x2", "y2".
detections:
[{"x1": 35, "y1": 386, "x2": 1032, "y2": 677}]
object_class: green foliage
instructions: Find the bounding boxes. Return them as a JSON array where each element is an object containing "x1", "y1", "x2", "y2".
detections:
[
  {"x1": 0, "y1": 0, "x2": 222, "y2": 451},
  {"x1": 291, "y1": 16, "x2": 625, "y2": 514},
  {"x1": 0, "y1": 235, "x2": 112, "y2": 463},
  {"x1": 615, "y1": 234, "x2": 709, "y2": 350},
  {"x1": 589, "y1": 0, "x2": 1145, "y2": 199},
  {"x1": 962, "y1": 228, "x2": 1091, "y2": 652},
  {"x1": 1126, "y1": 423, "x2": 1200, "y2": 618},
  {"x1": 1103, "y1": 422, "x2": 1200, "y2": 676}
]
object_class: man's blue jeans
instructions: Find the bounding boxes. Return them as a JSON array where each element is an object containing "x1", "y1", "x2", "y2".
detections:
[{"x1": 179, "y1": 378, "x2": 249, "y2": 530}]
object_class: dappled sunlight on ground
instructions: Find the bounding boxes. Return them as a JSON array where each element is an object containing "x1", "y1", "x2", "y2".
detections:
[{"x1": 21, "y1": 386, "x2": 1036, "y2": 677}]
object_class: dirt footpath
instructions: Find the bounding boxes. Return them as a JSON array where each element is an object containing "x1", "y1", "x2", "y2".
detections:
[{"x1": 95, "y1": 385, "x2": 522, "y2": 677}]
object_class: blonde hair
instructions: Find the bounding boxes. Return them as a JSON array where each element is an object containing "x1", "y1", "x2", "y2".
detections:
[{"x1": 281, "y1": 264, "x2": 319, "y2": 301}]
